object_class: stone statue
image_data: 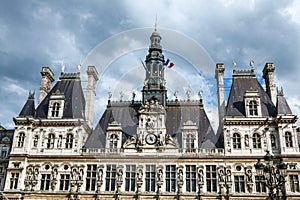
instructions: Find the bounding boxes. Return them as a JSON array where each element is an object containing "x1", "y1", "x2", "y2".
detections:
[
  {"x1": 137, "y1": 169, "x2": 143, "y2": 182},
  {"x1": 52, "y1": 169, "x2": 58, "y2": 180},
  {"x1": 178, "y1": 169, "x2": 183, "y2": 182},
  {"x1": 117, "y1": 168, "x2": 123, "y2": 182},
  {"x1": 246, "y1": 169, "x2": 253, "y2": 182},
  {"x1": 218, "y1": 169, "x2": 225, "y2": 182},
  {"x1": 158, "y1": 169, "x2": 163, "y2": 182},
  {"x1": 98, "y1": 169, "x2": 103, "y2": 181},
  {"x1": 226, "y1": 169, "x2": 231, "y2": 182},
  {"x1": 198, "y1": 169, "x2": 204, "y2": 182}
]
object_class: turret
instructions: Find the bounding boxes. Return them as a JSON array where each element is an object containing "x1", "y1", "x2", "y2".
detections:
[
  {"x1": 85, "y1": 66, "x2": 99, "y2": 128},
  {"x1": 215, "y1": 63, "x2": 225, "y2": 125},
  {"x1": 263, "y1": 63, "x2": 276, "y2": 105},
  {"x1": 38, "y1": 67, "x2": 54, "y2": 104}
]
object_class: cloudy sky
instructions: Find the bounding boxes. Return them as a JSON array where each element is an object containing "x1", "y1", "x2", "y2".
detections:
[{"x1": 1, "y1": 0, "x2": 300, "y2": 130}]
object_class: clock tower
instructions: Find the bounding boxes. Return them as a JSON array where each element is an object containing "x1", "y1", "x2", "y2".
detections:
[{"x1": 142, "y1": 29, "x2": 167, "y2": 106}]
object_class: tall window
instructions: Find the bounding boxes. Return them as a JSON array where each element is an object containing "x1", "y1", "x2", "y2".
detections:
[
  {"x1": 253, "y1": 133, "x2": 262, "y2": 148},
  {"x1": 206, "y1": 165, "x2": 217, "y2": 192},
  {"x1": 186, "y1": 134, "x2": 195, "y2": 151},
  {"x1": 145, "y1": 165, "x2": 156, "y2": 192},
  {"x1": 1, "y1": 147, "x2": 7, "y2": 159},
  {"x1": 65, "y1": 133, "x2": 73, "y2": 149},
  {"x1": 234, "y1": 175, "x2": 245, "y2": 192},
  {"x1": 255, "y1": 175, "x2": 266, "y2": 192},
  {"x1": 51, "y1": 102, "x2": 60, "y2": 117},
  {"x1": 105, "y1": 165, "x2": 116, "y2": 191},
  {"x1": 40, "y1": 174, "x2": 51, "y2": 190},
  {"x1": 9, "y1": 173, "x2": 19, "y2": 189},
  {"x1": 186, "y1": 165, "x2": 196, "y2": 192},
  {"x1": 125, "y1": 165, "x2": 136, "y2": 192},
  {"x1": 290, "y1": 175, "x2": 300, "y2": 192},
  {"x1": 109, "y1": 134, "x2": 118, "y2": 149},
  {"x1": 271, "y1": 134, "x2": 276, "y2": 148},
  {"x1": 166, "y1": 165, "x2": 176, "y2": 192},
  {"x1": 59, "y1": 174, "x2": 70, "y2": 191},
  {"x1": 285, "y1": 132, "x2": 293, "y2": 147},
  {"x1": 17, "y1": 132, "x2": 25, "y2": 147},
  {"x1": 86, "y1": 165, "x2": 97, "y2": 191},
  {"x1": 232, "y1": 133, "x2": 241, "y2": 149},
  {"x1": 33, "y1": 135, "x2": 38, "y2": 147},
  {"x1": 47, "y1": 133, "x2": 55, "y2": 149},
  {"x1": 249, "y1": 100, "x2": 258, "y2": 116}
]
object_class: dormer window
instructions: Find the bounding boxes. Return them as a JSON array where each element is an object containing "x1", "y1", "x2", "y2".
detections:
[
  {"x1": 249, "y1": 100, "x2": 258, "y2": 116},
  {"x1": 109, "y1": 134, "x2": 118, "y2": 149},
  {"x1": 106, "y1": 121, "x2": 122, "y2": 149},
  {"x1": 51, "y1": 102, "x2": 60, "y2": 117},
  {"x1": 186, "y1": 133, "x2": 195, "y2": 151},
  {"x1": 244, "y1": 89, "x2": 261, "y2": 117},
  {"x1": 48, "y1": 90, "x2": 65, "y2": 119},
  {"x1": 181, "y1": 121, "x2": 198, "y2": 151}
]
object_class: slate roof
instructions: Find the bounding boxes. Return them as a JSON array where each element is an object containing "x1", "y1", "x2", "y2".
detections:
[
  {"x1": 226, "y1": 70, "x2": 276, "y2": 117},
  {"x1": 277, "y1": 89, "x2": 292, "y2": 115},
  {"x1": 34, "y1": 73, "x2": 85, "y2": 119},
  {"x1": 19, "y1": 92, "x2": 35, "y2": 117},
  {"x1": 84, "y1": 100, "x2": 216, "y2": 149}
]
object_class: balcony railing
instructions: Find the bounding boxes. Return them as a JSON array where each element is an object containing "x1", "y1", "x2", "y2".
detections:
[{"x1": 81, "y1": 148, "x2": 224, "y2": 156}]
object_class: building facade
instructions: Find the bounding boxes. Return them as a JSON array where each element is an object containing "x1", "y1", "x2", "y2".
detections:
[{"x1": 2, "y1": 30, "x2": 300, "y2": 199}]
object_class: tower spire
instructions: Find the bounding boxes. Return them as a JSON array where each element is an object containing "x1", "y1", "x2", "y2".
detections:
[{"x1": 142, "y1": 26, "x2": 167, "y2": 106}]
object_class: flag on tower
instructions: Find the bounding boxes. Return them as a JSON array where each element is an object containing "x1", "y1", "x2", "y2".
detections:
[{"x1": 164, "y1": 59, "x2": 174, "y2": 68}]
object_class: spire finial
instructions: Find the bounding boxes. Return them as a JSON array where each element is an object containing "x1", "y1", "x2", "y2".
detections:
[
  {"x1": 154, "y1": 14, "x2": 157, "y2": 31},
  {"x1": 232, "y1": 60, "x2": 237, "y2": 71}
]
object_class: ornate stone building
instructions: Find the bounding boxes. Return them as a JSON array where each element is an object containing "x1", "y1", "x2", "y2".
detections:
[{"x1": 2, "y1": 29, "x2": 300, "y2": 199}]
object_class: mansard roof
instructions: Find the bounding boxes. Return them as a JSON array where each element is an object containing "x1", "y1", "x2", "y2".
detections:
[
  {"x1": 19, "y1": 92, "x2": 35, "y2": 117},
  {"x1": 84, "y1": 99, "x2": 216, "y2": 149},
  {"x1": 226, "y1": 69, "x2": 276, "y2": 117},
  {"x1": 277, "y1": 89, "x2": 292, "y2": 115},
  {"x1": 35, "y1": 72, "x2": 85, "y2": 119}
]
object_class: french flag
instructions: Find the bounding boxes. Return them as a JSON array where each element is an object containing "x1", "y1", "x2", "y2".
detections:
[{"x1": 164, "y1": 59, "x2": 174, "y2": 68}]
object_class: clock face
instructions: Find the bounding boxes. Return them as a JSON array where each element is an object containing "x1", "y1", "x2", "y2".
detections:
[{"x1": 145, "y1": 133, "x2": 157, "y2": 145}]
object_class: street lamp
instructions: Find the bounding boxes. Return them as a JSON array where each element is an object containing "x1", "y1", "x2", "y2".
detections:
[{"x1": 255, "y1": 151, "x2": 287, "y2": 200}]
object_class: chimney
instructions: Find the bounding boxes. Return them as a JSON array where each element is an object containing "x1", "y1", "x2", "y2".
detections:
[
  {"x1": 85, "y1": 66, "x2": 99, "y2": 128},
  {"x1": 38, "y1": 67, "x2": 54, "y2": 104},
  {"x1": 215, "y1": 63, "x2": 225, "y2": 125},
  {"x1": 263, "y1": 63, "x2": 276, "y2": 105}
]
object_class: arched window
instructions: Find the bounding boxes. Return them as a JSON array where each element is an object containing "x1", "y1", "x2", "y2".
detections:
[
  {"x1": 65, "y1": 134, "x2": 73, "y2": 149},
  {"x1": 47, "y1": 133, "x2": 55, "y2": 149},
  {"x1": 249, "y1": 100, "x2": 258, "y2": 116},
  {"x1": 109, "y1": 134, "x2": 118, "y2": 149},
  {"x1": 285, "y1": 132, "x2": 293, "y2": 147},
  {"x1": 33, "y1": 135, "x2": 39, "y2": 147},
  {"x1": 17, "y1": 132, "x2": 25, "y2": 147},
  {"x1": 186, "y1": 133, "x2": 195, "y2": 150},
  {"x1": 51, "y1": 102, "x2": 60, "y2": 117},
  {"x1": 271, "y1": 134, "x2": 276, "y2": 148},
  {"x1": 253, "y1": 133, "x2": 262, "y2": 148},
  {"x1": 233, "y1": 133, "x2": 241, "y2": 149}
]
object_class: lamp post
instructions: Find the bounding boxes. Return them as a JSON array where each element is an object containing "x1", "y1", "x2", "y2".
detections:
[{"x1": 254, "y1": 151, "x2": 287, "y2": 200}]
